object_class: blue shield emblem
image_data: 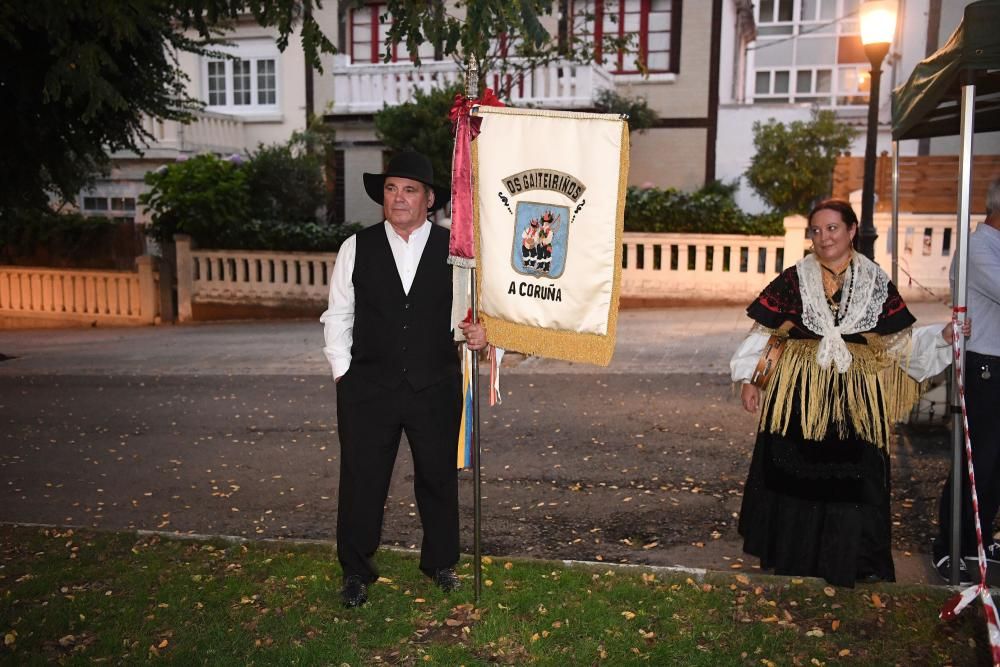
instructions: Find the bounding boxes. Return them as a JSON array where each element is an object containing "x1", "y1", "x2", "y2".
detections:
[{"x1": 511, "y1": 201, "x2": 569, "y2": 278}]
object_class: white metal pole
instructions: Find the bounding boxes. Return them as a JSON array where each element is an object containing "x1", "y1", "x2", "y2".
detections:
[
  {"x1": 948, "y1": 81, "x2": 975, "y2": 585},
  {"x1": 891, "y1": 142, "x2": 899, "y2": 286}
]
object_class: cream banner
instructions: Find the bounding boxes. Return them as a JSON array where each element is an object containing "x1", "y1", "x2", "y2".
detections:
[{"x1": 472, "y1": 106, "x2": 628, "y2": 366}]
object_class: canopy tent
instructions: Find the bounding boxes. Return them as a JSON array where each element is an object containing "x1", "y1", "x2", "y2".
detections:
[
  {"x1": 892, "y1": 0, "x2": 1000, "y2": 141},
  {"x1": 889, "y1": 0, "x2": 1000, "y2": 590}
]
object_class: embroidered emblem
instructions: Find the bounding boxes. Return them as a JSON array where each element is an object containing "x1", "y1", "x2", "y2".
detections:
[{"x1": 511, "y1": 201, "x2": 569, "y2": 278}]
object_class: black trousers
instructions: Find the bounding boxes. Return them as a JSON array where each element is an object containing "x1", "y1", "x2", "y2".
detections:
[
  {"x1": 936, "y1": 351, "x2": 1000, "y2": 557},
  {"x1": 336, "y1": 374, "x2": 462, "y2": 582}
]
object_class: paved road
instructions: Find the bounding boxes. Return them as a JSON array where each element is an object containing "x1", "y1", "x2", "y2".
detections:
[
  {"x1": 0, "y1": 303, "x2": 958, "y2": 586},
  {"x1": 0, "y1": 303, "x2": 951, "y2": 377}
]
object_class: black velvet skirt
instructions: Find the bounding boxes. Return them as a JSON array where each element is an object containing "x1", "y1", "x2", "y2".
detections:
[{"x1": 737, "y1": 416, "x2": 895, "y2": 587}]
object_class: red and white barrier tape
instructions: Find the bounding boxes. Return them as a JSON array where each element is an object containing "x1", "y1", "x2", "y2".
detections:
[{"x1": 938, "y1": 307, "x2": 1000, "y2": 666}]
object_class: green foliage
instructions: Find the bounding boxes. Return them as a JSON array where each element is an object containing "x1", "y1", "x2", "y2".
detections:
[
  {"x1": 140, "y1": 144, "x2": 357, "y2": 252},
  {"x1": 374, "y1": 86, "x2": 460, "y2": 189},
  {"x1": 244, "y1": 133, "x2": 325, "y2": 223},
  {"x1": 214, "y1": 220, "x2": 362, "y2": 252},
  {"x1": 141, "y1": 154, "x2": 249, "y2": 246},
  {"x1": 0, "y1": 209, "x2": 125, "y2": 268},
  {"x1": 625, "y1": 184, "x2": 785, "y2": 236},
  {"x1": 0, "y1": 1, "x2": 335, "y2": 210},
  {"x1": 380, "y1": 1, "x2": 636, "y2": 98},
  {"x1": 745, "y1": 110, "x2": 858, "y2": 215},
  {"x1": 593, "y1": 89, "x2": 658, "y2": 133}
]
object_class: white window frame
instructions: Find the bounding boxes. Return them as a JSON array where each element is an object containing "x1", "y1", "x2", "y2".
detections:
[
  {"x1": 749, "y1": 0, "x2": 869, "y2": 108},
  {"x1": 80, "y1": 195, "x2": 137, "y2": 222},
  {"x1": 348, "y1": 3, "x2": 435, "y2": 64},
  {"x1": 202, "y1": 39, "x2": 280, "y2": 116},
  {"x1": 570, "y1": 0, "x2": 680, "y2": 80}
]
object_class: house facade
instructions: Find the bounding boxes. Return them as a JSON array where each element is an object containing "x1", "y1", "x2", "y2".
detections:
[
  {"x1": 85, "y1": 1, "x2": 729, "y2": 226},
  {"x1": 717, "y1": 0, "x2": 1000, "y2": 214}
]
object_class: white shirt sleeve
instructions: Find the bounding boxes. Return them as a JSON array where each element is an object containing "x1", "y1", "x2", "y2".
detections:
[
  {"x1": 730, "y1": 331, "x2": 770, "y2": 383},
  {"x1": 319, "y1": 234, "x2": 357, "y2": 380},
  {"x1": 906, "y1": 323, "x2": 952, "y2": 382}
]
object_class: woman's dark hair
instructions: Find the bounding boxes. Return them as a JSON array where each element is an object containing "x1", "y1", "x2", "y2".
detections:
[{"x1": 807, "y1": 198, "x2": 860, "y2": 250}]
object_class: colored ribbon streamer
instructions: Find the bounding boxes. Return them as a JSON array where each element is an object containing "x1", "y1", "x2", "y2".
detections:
[
  {"x1": 938, "y1": 309, "x2": 1000, "y2": 666},
  {"x1": 456, "y1": 342, "x2": 473, "y2": 470},
  {"x1": 489, "y1": 346, "x2": 504, "y2": 407},
  {"x1": 448, "y1": 89, "x2": 503, "y2": 267}
]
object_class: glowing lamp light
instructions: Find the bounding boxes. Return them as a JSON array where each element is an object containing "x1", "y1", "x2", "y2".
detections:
[{"x1": 859, "y1": 0, "x2": 898, "y2": 46}]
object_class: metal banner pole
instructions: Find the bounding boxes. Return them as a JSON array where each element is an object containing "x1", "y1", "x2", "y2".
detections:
[
  {"x1": 949, "y1": 80, "x2": 975, "y2": 585},
  {"x1": 891, "y1": 141, "x2": 899, "y2": 287},
  {"x1": 465, "y1": 56, "x2": 484, "y2": 604}
]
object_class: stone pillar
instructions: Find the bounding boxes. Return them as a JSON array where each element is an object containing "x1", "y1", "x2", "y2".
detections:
[
  {"x1": 135, "y1": 256, "x2": 158, "y2": 324},
  {"x1": 783, "y1": 214, "x2": 808, "y2": 263},
  {"x1": 174, "y1": 234, "x2": 193, "y2": 323}
]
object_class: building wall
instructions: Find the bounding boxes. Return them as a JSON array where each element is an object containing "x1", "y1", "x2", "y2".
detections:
[
  {"x1": 717, "y1": 0, "x2": 999, "y2": 214},
  {"x1": 614, "y1": 1, "x2": 716, "y2": 191},
  {"x1": 177, "y1": 20, "x2": 310, "y2": 148},
  {"x1": 629, "y1": 128, "x2": 708, "y2": 191}
]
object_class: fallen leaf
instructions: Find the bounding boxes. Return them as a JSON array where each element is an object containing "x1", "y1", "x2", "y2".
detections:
[
  {"x1": 621, "y1": 611, "x2": 636, "y2": 620},
  {"x1": 871, "y1": 593, "x2": 884, "y2": 608},
  {"x1": 838, "y1": 649, "x2": 851, "y2": 657},
  {"x1": 831, "y1": 620, "x2": 840, "y2": 631},
  {"x1": 805, "y1": 628, "x2": 824, "y2": 637},
  {"x1": 823, "y1": 587, "x2": 836, "y2": 597},
  {"x1": 735, "y1": 574, "x2": 750, "y2": 585}
]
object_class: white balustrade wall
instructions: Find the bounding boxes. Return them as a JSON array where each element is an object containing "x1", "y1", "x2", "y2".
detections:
[
  {"x1": 622, "y1": 212, "x2": 963, "y2": 302},
  {"x1": 622, "y1": 231, "x2": 793, "y2": 300},
  {"x1": 132, "y1": 110, "x2": 245, "y2": 155},
  {"x1": 0, "y1": 257, "x2": 158, "y2": 326},
  {"x1": 173, "y1": 212, "x2": 960, "y2": 323},
  {"x1": 174, "y1": 236, "x2": 337, "y2": 322},
  {"x1": 330, "y1": 56, "x2": 614, "y2": 114}
]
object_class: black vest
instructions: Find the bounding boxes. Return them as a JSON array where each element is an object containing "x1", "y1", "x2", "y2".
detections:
[{"x1": 349, "y1": 223, "x2": 458, "y2": 391}]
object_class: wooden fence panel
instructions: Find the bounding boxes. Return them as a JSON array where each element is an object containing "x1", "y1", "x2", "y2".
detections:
[{"x1": 833, "y1": 155, "x2": 1000, "y2": 213}]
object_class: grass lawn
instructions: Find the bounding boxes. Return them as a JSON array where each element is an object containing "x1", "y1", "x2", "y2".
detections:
[{"x1": 0, "y1": 524, "x2": 990, "y2": 665}]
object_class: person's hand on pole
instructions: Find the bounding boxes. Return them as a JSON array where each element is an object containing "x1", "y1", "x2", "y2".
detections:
[{"x1": 459, "y1": 320, "x2": 488, "y2": 351}]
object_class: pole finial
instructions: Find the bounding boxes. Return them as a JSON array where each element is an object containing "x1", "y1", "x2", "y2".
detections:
[{"x1": 465, "y1": 54, "x2": 479, "y2": 99}]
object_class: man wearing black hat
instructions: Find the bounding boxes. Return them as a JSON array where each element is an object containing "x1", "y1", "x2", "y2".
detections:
[{"x1": 320, "y1": 151, "x2": 487, "y2": 608}]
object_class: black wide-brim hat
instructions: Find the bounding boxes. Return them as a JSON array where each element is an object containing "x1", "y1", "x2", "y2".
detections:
[{"x1": 363, "y1": 151, "x2": 451, "y2": 213}]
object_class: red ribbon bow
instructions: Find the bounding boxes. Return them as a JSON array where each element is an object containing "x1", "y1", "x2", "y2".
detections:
[{"x1": 448, "y1": 88, "x2": 504, "y2": 263}]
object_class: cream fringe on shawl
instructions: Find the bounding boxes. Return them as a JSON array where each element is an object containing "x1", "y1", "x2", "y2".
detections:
[{"x1": 758, "y1": 334, "x2": 923, "y2": 451}]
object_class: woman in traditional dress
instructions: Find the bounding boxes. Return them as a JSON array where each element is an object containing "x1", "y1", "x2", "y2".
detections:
[{"x1": 730, "y1": 199, "x2": 965, "y2": 587}]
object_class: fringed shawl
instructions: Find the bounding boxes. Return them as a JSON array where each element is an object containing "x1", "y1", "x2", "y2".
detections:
[
  {"x1": 748, "y1": 260, "x2": 921, "y2": 450},
  {"x1": 760, "y1": 338, "x2": 923, "y2": 450}
]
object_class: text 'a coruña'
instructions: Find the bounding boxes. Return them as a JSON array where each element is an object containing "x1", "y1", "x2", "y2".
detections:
[{"x1": 508, "y1": 281, "x2": 563, "y2": 302}]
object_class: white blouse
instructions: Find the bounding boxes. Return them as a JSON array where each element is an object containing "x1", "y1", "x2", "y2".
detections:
[{"x1": 730, "y1": 324, "x2": 953, "y2": 384}]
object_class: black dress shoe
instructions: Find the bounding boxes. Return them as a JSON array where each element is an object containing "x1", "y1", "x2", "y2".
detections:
[
  {"x1": 431, "y1": 567, "x2": 461, "y2": 592},
  {"x1": 341, "y1": 575, "x2": 369, "y2": 608}
]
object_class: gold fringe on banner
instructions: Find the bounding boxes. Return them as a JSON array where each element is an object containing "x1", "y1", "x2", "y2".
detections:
[
  {"x1": 759, "y1": 337, "x2": 923, "y2": 450},
  {"x1": 471, "y1": 115, "x2": 630, "y2": 367}
]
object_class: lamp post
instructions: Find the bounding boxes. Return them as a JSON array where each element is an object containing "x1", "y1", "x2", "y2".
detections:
[{"x1": 857, "y1": 0, "x2": 898, "y2": 261}]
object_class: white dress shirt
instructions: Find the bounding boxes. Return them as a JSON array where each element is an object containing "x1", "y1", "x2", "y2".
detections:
[
  {"x1": 320, "y1": 221, "x2": 432, "y2": 379},
  {"x1": 958, "y1": 223, "x2": 1000, "y2": 357}
]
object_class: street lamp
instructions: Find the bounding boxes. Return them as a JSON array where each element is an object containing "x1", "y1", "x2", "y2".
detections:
[{"x1": 857, "y1": 0, "x2": 898, "y2": 261}]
